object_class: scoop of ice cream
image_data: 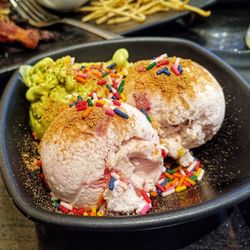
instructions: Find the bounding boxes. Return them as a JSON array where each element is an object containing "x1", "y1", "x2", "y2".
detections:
[
  {"x1": 40, "y1": 102, "x2": 164, "y2": 213},
  {"x1": 124, "y1": 57, "x2": 225, "y2": 166}
]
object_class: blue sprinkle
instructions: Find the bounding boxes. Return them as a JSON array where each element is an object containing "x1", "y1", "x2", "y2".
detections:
[
  {"x1": 56, "y1": 203, "x2": 60, "y2": 209},
  {"x1": 109, "y1": 177, "x2": 115, "y2": 190},
  {"x1": 178, "y1": 64, "x2": 183, "y2": 74},
  {"x1": 106, "y1": 84, "x2": 113, "y2": 93},
  {"x1": 140, "y1": 108, "x2": 148, "y2": 116},
  {"x1": 157, "y1": 188, "x2": 162, "y2": 195},
  {"x1": 111, "y1": 95, "x2": 118, "y2": 100},
  {"x1": 80, "y1": 65, "x2": 86, "y2": 70},
  {"x1": 114, "y1": 108, "x2": 129, "y2": 119},
  {"x1": 106, "y1": 63, "x2": 116, "y2": 69},
  {"x1": 161, "y1": 179, "x2": 168, "y2": 187},
  {"x1": 156, "y1": 67, "x2": 167, "y2": 75},
  {"x1": 163, "y1": 68, "x2": 171, "y2": 76}
]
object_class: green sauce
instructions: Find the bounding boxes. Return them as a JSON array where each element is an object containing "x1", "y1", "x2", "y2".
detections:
[{"x1": 20, "y1": 48, "x2": 130, "y2": 139}]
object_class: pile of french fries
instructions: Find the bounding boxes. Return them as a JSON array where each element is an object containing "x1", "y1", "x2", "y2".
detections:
[{"x1": 79, "y1": 0, "x2": 211, "y2": 25}]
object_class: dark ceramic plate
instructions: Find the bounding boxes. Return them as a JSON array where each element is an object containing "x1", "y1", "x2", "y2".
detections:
[{"x1": 0, "y1": 38, "x2": 250, "y2": 231}]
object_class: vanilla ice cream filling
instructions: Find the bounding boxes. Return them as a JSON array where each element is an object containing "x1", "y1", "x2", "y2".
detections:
[{"x1": 109, "y1": 139, "x2": 163, "y2": 189}]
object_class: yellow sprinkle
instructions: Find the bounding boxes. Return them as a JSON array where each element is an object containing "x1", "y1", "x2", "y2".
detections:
[
  {"x1": 97, "y1": 211, "x2": 103, "y2": 216},
  {"x1": 83, "y1": 212, "x2": 89, "y2": 216},
  {"x1": 175, "y1": 185, "x2": 187, "y2": 192},
  {"x1": 178, "y1": 148, "x2": 184, "y2": 157},
  {"x1": 91, "y1": 206, "x2": 97, "y2": 214},
  {"x1": 95, "y1": 99, "x2": 106, "y2": 105},
  {"x1": 70, "y1": 96, "x2": 77, "y2": 103},
  {"x1": 195, "y1": 168, "x2": 202, "y2": 177},
  {"x1": 120, "y1": 93, "x2": 126, "y2": 102}
]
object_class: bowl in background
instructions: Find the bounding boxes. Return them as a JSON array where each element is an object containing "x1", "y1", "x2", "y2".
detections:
[
  {"x1": 0, "y1": 37, "x2": 250, "y2": 231},
  {"x1": 36, "y1": 0, "x2": 89, "y2": 12}
]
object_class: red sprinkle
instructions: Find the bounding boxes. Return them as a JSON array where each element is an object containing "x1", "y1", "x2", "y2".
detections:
[
  {"x1": 161, "y1": 149, "x2": 167, "y2": 158},
  {"x1": 76, "y1": 105, "x2": 87, "y2": 111},
  {"x1": 97, "y1": 79, "x2": 107, "y2": 86},
  {"x1": 78, "y1": 208, "x2": 85, "y2": 215},
  {"x1": 36, "y1": 160, "x2": 42, "y2": 167},
  {"x1": 77, "y1": 100, "x2": 87, "y2": 106},
  {"x1": 156, "y1": 59, "x2": 169, "y2": 67},
  {"x1": 114, "y1": 92, "x2": 121, "y2": 99},
  {"x1": 59, "y1": 205, "x2": 69, "y2": 214},
  {"x1": 72, "y1": 208, "x2": 78, "y2": 215},
  {"x1": 105, "y1": 109, "x2": 115, "y2": 116},
  {"x1": 171, "y1": 65, "x2": 180, "y2": 76},
  {"x1": 112, "y1": 82, "x2": 118, "y2": 89},
  {"x1": 72, "y1": 208, "x2": 85, "y2": 215},
  {"x1": 140, "y1": 189, "x2": 152, "y2": 203},
  {"x1": 186, "y1": 171, "x2": 193, "y2": 178},
  {"x1": 156, "y1": 183, "x2": 166, "y2": 192},
  {"x1": 112, "y1": 100, "x2": 121, "y2": 106},
  {"x1": 95, "y1": 101, "x2": 104, "y2": 107},
  {"x1": 184, "y1": 181, "x2": 191, "y2": 187}
]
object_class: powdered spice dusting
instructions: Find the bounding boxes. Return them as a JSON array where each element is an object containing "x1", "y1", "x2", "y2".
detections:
[{"x1": 124, "y1": 57, "x2": 215, "y2": 106}]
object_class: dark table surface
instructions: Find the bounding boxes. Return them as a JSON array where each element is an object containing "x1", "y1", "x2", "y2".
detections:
[{"x1": 0, "y1": 1, "x2": 250, "y2": 249}]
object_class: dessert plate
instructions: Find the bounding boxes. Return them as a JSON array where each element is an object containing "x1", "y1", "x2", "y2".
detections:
[{"x1": 0, "y1": 37, "x2": 250, "y2": 231}]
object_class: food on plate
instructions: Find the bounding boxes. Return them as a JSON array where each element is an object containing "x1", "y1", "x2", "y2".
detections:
[
  {"x1": 40, "y1": 101, "x2": 165, "y2": 214},
  {"x1": 20, "y1": 48, "x2": 130, "y2": 139},
  {"x1": 79, "y1": 0, "x2": 211, "y2": 25},
  {"x1": 124, "y1": 55, "x2": 225, "y2": 167},
  {"x1": 0, "y1": 1, "x2": 55, "y2": 49},
  {"x1": 21, "y1": 49, "x2": 223, "y2": 216},
  {"x1": 0, "y1": 19, "x2": 55, "y2": 49}
]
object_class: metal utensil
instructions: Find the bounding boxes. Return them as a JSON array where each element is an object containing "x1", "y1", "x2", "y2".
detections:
[{"x1": 9, "y1": 0, "x2": 121, "y2": 40}]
